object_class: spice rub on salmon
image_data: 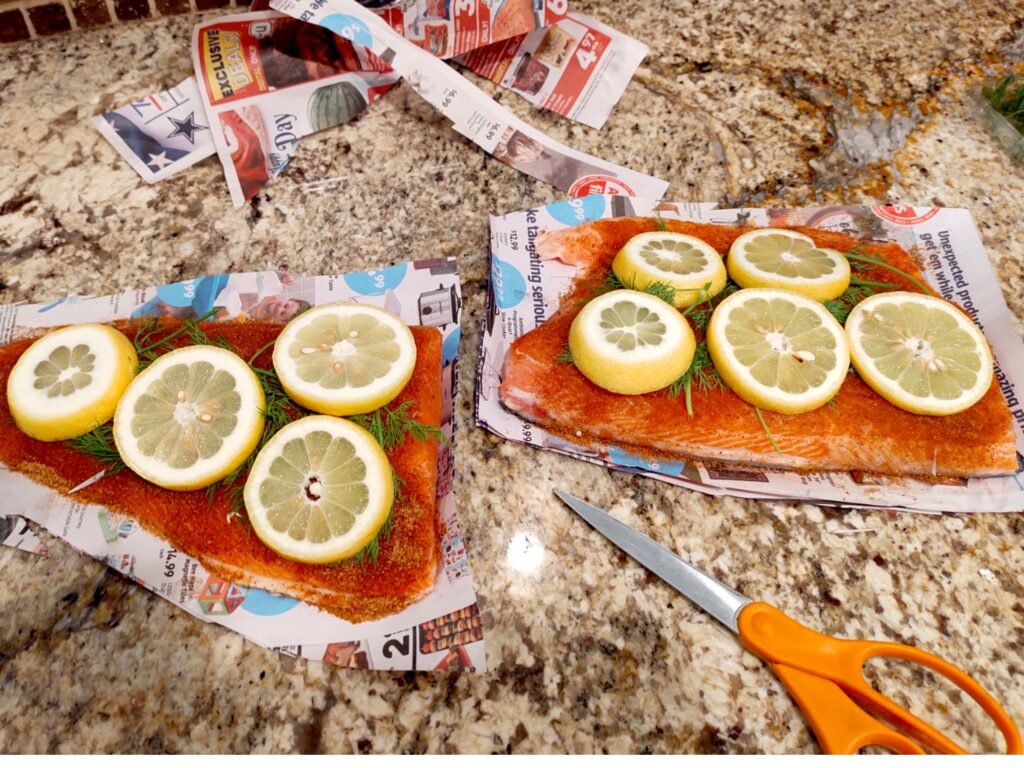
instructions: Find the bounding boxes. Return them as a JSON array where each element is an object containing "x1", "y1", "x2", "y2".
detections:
[
  {"x1": 499, "y1": 218, "x2": 1018, "y2": 479},
  {"x1": 0, "y1": 320, "x2": 444, "y2": 623}
]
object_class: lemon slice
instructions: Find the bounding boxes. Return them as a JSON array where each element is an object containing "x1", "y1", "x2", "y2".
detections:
[
  {"x1": 7, "y1": 324, "x2": 138, "y2": 442},
  {"x1": 569, "y1": 289, "x2": 696, "y2": 394},
  {"x1": 113, "y1": 346, "x2": 265, "y2": 490},
  {"x1": 273, "y1": 303, "x2": 416, "y2": 416},
  {"x1": 612, "y1": 232, "x2": 728, "y2": 308},
  {"x1": 727, "y1": 228, "x2": 851, "y2": 302},
  {"x1": 845, "y1": 292, "x2": 993, "y2": 415},
  {"x1": 708, "y1": 288, "x2": 850, "y2": 414},
  {"x1": 243, "y1": 415, "x2": 394, "y2": 564}
]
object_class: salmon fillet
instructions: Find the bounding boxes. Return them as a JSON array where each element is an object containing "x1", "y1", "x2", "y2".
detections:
[
  {"x1": 0, "y1": 320, "x2": 443, "y2": 623},
  {"x1": 499, "y1": 218, "x2": 1018, "y2": 479}
]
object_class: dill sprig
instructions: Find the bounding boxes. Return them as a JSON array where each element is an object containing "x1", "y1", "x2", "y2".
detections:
[
  {"x1": 133, "y1": 309, "x2": 221, "y2": 369},
  {"x1": 669, "y1": 342, "x2": 726, "y2": 417},
  {"x1": 207, "y1": 354, "x2": 310, "y2": 519},
  {"x1": 754, "y1": 406, "x2": 782, "y2": 454},
  {"x1": 823, "y1": 284, "x2": 875, "y2": 325},
  {"x1": 681, "y1": 280, "x2": 739, "y2": 332},
  {"x1": 983, "y1": 74, "x2": 1024, "y2": 134},
  {"x1": 653, "y1": 212, "x2": 669, "y2": 232},
  {"x1": 68, "y1": 423, "x2": 127, "y2": 475},
  {"x1": 556, "y1": 343, "x2": 574, "y2": 364},
  {"x1": 845, "y1": 247, "x2": 930, "y2": 294},
  {"x1": 350, "y1": 400, "x2": 448, "y2": 452}
]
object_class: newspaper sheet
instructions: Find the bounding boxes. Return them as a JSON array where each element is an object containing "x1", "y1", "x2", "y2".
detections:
[
  {"x1": 192, "y1": 11, "x2": 401, "y2": 207},
  {"x1": 270, "y1": 0, "x2": 670, "y2": 198},
  {"x1": 477, "y1": 197, "x2": 1024, "y2": 514},
  {"x1": 455, "y1": 12, "x2": 648, "y2": 129},
  {"x1": 92, "y1": 77, "x2": 217, "y2": 184},
  {"x1": 253, "y1": 0, "x2": 569, "y2": 59},
  {"x1": 0, "y1": 260, "x2": 485, "y2": 672}
]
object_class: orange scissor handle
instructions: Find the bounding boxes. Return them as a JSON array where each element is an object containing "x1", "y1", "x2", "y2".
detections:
[{"x1": 737, "y1": 602, "x2": 1023, "y2": 755}]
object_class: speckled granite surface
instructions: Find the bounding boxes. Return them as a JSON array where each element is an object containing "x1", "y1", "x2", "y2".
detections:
[{"x1": 1, "y1": 1, "x2": 1024, "y2": 754}]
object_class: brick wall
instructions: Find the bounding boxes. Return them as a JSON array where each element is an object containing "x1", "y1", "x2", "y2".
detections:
[{"x1": 0, "y1": 0, "x2": 242, "y2": 43}]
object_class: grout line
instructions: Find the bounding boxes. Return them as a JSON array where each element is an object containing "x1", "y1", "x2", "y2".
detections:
[
  {"x1": 63, "y1": 0, "x2": 78, "y2": 30},
  {"x1": 21, "y1": 5, "x2": 37, "y2": 38}
]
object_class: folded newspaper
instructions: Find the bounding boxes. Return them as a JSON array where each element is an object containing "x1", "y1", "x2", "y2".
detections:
[
  {"x1": 192, "y1": 11, "x2": 401, "y2": 207},
  {"x1": 271, "y1": 0, "x2": 669, "y2": 198},
  {"x1": 478, "y1": 198, "x2": 1024, "y2": 514},
  {"x1": 0, "y1": 262, "x2": 484, "y2": 672}
]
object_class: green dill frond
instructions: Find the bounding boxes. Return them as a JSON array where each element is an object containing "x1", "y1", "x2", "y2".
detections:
[
  {"x1": 824, "y1": 299, "x2": 850, "y2": 325},
  {"x1": 351, "y1": 400, "x2": 447, "y2": 452},
  {"x1": 754, "y1": 406, "x2": 782, "y2": 454},
  {"x1": 983, "y1": 74, "x2": 1024, "y2": 134},
  {"x1": 68, "y1": 423, "x2": 127, "y2": 475},
  {"x1": 667, "y1": 341, "x2": 724, "y2": 416},
  {"x1": 133, "y1": 308, "x2": 221, "y2": 369},
  {"x1": 642, "y1": 281, "x2": 679, "y2": 305},
  {"x1": 845, "y1": 248, "x2": 930, "y2": 294},
  {"x1": 653, "y1": 212, "x2": 669, "y2": 232},
  {"x1": 556, "y1": 343, "x2": 574, "y2": 364}
]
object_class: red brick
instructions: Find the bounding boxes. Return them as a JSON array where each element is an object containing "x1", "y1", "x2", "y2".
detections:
[
  {"x1": 27, "y1": 3, "x2": 72, "y2": 35},
  {"x1": 155, "y1": 0, "x2": 192, "y2": 15},
  {"x1": 0, "y1": 9, "x2": 31, "y2": 43},
  {"x1": 70, "y1": 0, "x2": 112, "y2": 28},
  {"x1": 113, "y1": 0, "x2": 151, "y2": 21}
]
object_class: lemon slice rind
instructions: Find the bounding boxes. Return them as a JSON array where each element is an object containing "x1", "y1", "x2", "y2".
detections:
[
  {"x1": 612, "y1": 232, "x2": 727, "y2": 308},
  {"x1": 728, "y1": 228, "x2": 851, "y2": 302},
  {"x1": 243, "y1": 415, "x2": 394, "y2": 564},
  {"x1": 569, "y1": 289, "x2": 696, "y2": 395},
  {"x1": 273, "y1": 303, "x2": 416, "y2": 416},
  {"x1": 707, "y1": 287, "x2": 851, "y2": 415},
  {"x1": 113, "y1": 345, "x2": 265, "y2": 490},
  {"x1": 845, "y1": 292, "x2": 993, "y2": 416},
  {"x1": 7, "y1": 324, "x2": 138, "y2": 442}
]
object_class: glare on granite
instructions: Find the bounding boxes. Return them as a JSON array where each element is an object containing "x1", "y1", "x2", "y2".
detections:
[{"x1": 506, "y1": 532, "x2": 545, "y2": 573}]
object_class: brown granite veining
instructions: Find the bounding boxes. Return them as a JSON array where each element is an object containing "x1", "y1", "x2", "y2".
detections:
[{"x1": 0, "y1": 1, "x2": 1022, "y2": 755}]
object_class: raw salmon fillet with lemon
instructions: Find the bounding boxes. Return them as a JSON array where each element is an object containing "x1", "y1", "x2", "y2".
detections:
[
  {"x1": 498, "y1": 218, "x2": 1018, "y2": 478},
  {"x1": 0, "y1": 320, "x2": 444, "y2": 623}
]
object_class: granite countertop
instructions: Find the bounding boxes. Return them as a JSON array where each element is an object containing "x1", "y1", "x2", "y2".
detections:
[{"x1": 1, "y1": 0, "x2": 1023, "y2": 754}]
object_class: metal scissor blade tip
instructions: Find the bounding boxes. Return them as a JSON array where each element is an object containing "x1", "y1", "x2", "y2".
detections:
[{"x1": 552, "y1": 487, "x2": 751, "y2": 634}]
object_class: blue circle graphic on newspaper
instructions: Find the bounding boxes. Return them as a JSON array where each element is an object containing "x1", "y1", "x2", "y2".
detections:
[
  {"x1": 546, "y1": 195, "x2": 606, "y2": 226},
  {"x1": 343, "y1": 263, "x2": 408, "y2": 296},
  {"x1": 241, "y1": 587, "x2": 299, "y2": 616},
  {"x1": 442, "y1": 327, "x2": 460, "y2": 364},
  {"x1": 608, "y1": 446, "x2": 685, "y2": 476},
  {"x1": 491, "y1": 255, "x2": 527, "y2": 309},
  {"x1": 321, "y1": 15, "x2": 374, "y2": 48}
]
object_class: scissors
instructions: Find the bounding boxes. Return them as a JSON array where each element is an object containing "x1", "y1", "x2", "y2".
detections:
[{"x1": 554, "y1": 489, "x2": 1022, "y2": 755}]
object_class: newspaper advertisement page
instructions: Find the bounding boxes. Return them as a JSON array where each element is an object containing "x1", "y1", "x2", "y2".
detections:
[
  {"x1": 0, "y1": 262, "x2": 484, "y2": 672},
  {"x1": 92, "y1": 77, "x2": 217, "y2": 183},
  {"x1": 270, "y1": 0, "x2": 670, "y2": 198},
  {"x1": 455, "y1": 12, "x2": 648, "y2": 129},
  {"x1": 251, "y1": 0, "x2": 568, "y2": 58},
  {"x1": 192, "y1": 11, "x2": 400, "y2": 207},
  {"x1": 477, "y1": 197, "x2": 1024, "y2": 513}
]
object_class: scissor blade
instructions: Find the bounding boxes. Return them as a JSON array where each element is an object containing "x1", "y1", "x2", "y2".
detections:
[{"x1": 555, "y1": 489, "x2": 752, "y2": 633}]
